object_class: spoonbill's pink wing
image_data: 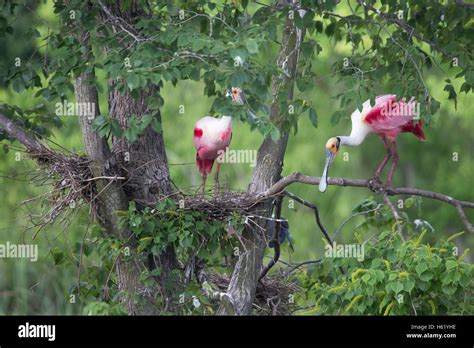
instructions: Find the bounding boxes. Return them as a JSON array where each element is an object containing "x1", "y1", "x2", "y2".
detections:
[{"x1": 364, "y1": 96, "x2": 419, "y2": 131}]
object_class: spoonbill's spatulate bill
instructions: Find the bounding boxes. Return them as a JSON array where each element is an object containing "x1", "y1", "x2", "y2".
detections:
[
  {"x1": 319, "y1": 138, "x2": 339, "y2": 192},
  {"x1": 320, "y1": 95, "x2": 425, "y2": 192}
]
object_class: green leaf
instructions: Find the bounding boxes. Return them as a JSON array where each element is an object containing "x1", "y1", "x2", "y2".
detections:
[
  {"x1": 419, "y1": 271, "x2": 433, "y2": 282},
  {"x1": 270, "y1": 127, "x2": 280, "y2": 142},
  {"x1": 245, "y1": 39, "x2": 259, "y2": 54},
  {"x1": 308, "y1": 108, "x2": 318, "y2": 127},
  {"x1": 126, "y1": 74, "x2": 140, "y2": 91},
  {"x1": 415, "y1": 262, "x2": 428, "y2": 275},
  {"x1": 151, "y1": 117, "x2": 162, "y2": 134},
  {"x1": 404, "y1": 197, "x2": 415, "y2": 208},
  {"x1": 392, "y1": 281, "x2": 404, "y2": 294},
  {"x1": 442, "y1": 285, "x2": 457, "y2": 295},
  {"x1": 446, "y1": 260, "x2": 457, "y2": 271},
  {"x1": 404, "y1": 279, "x2": 415, "y2": 293},
  {"x1": 379, "y1": 230, "x2": 391, "y2": 240},
  {"x1": 50, "y1": 248, "x2": 65, "y2": 265}
]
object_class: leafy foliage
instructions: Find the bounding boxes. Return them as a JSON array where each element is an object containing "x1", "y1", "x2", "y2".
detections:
[
  {"x1": 115, "y1": 199, "x2": 243, "y2": 314},
  {"x1": 0, "y1": 0, "x2": 472, "y2": 316},
  {"x1": 298, "y1": 200, "x2": 473, "y2": 315}
]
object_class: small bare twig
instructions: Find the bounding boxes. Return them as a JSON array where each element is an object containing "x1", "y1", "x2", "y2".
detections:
[
  {"x1": 383, "y1": 193, "x2": 405, "y2": 240},
  {"x1": 332, "y1": 204, "x2": 384, "y2": 241}
]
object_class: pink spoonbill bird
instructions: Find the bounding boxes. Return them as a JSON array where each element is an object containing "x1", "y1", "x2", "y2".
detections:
[
  {"x1": 319, "y1": 95, "x2": 425, "y2": 192},
  {"x1": 194, "y1": 115, "x2": 232, "y2": 195},
  {"x1": 193, "y1": 87, "x2": 244, "y2": 195}
]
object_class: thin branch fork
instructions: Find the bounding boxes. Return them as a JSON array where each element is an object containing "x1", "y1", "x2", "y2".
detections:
[{"x1": 258, "y1": 172, "x2": 474, "y2": 233}]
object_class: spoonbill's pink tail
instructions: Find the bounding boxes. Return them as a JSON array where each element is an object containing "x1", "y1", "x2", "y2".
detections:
[
  {"x1": 196, "y1": 154, "x2": 214, "y2": 175},
  {"x1": 402, "y1": 120, "x2": 425, "y2": 141}
]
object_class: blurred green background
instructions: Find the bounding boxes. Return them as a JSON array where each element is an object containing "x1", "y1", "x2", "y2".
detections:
[{"x1": 0, "y1": 1, "x2": 472, "y2": 314}]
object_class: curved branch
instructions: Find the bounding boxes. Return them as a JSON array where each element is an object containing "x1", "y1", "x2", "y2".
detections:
[
  {"x1": 332, "y1": 204, "x2": 384, "y2": 241},
  {"x1": 259, "y1": 172, "x2": 474, "y2": 233},
  {"x1": 282, "y1": 190, "x2": 333, "y2": 245}
]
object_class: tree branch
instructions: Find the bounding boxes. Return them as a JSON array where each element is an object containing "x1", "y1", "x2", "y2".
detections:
[
  {"x1": 383, "y1": 193, "x2": 405, "y2": 239},
  {"x1": 283, "y1": 190, "x2": 333, "y2": 245},
  {"x1": 259, "y1": 172, "x2": 474, "y2": 233},
  {"x1": 0, "y1": 112, "x2": 49, "y2": 153},
  {"x1": 258, "y1": 197, "x2": 283, "y2": 282}
]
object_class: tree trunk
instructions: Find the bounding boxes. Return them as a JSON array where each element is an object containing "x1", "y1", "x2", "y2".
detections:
[
  {"x1": 218, "y1": 10, "x2": 305, "y2": 315},
  {"x1": 74, "y1": 46, "x2": 157, "y2": 314},
  {"x1": 109, "y1": 86, "x2": 173, "y2": 203},
  {"x1": 102, "y1": 2, "x2": 180, "y2": 307}
]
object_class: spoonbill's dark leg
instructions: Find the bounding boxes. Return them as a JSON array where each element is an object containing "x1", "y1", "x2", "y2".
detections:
[
  {"x1": 374, "y1": 136, "x2": 392, "y2": 178},
  {"x1": 201, "y1": 174, "x2": 207, "y2": 195},
  {"x1": 214, "y1": 162, "x2": 221, "y2": 194},
  {"x1": 385, "y1": 139, "x2": 399, "y2": 187}
]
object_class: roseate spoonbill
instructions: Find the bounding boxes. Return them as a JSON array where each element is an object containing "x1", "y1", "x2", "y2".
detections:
[
  {"x1": 319, "y1": 95, "x2": 425, "y2": 192},
  {"x1": 226, "y1": 87, "x2": 245, "y2": 105},
  {"x1": 194, "y1": 116, "x2": 232, "y2": 194},
  {"x1": 226, "y1": 87, "x2": 259, "y2": 121}
]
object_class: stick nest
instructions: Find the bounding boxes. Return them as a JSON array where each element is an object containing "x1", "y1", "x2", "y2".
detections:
[
  {"x1": 208, "y1": 271, "x2": 300, "y2": 315},
  {"x1": 25, "y1": 149, "x2": 96, "y2": 230},
  {"x1": 175, "y1": 191, "x2": 270, "y2": 220}
]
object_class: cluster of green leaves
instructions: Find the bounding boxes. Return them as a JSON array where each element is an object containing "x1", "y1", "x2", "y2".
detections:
[
  {"x1": 46, "y1": 195, "x2": 245, "y2": 315},
  {"x1": 318, "y1": 0, "x2": 473, "y2": 126},
  {"x1": 92, "y1": 113, "x2": 162, "y2": 143},
  {"x1": 0, "y1": 103, "x2": 63, "y2": 145},
  {"x1": 116, "y1": 199, "x2": 243, "y2": 314},
  {"x1": 119, "y1": 199, "x2": 240, "y2": 261},
  {"x1": 297, "y1": 198, "x2": 473, "y2": 315},
  {"x1": 2, "y1": 0, "x2": 473, "y2": 143}
]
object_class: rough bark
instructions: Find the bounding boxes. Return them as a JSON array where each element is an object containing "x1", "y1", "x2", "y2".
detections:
[
  {"x1": 104, "y1": 1, "x2": 179, "y2": 303},
  {"x1": 75, "y1": 72, "x2": 154, "y2": 315},
  {"x1": 109, "y1": 86, "x2": 173, "y2": 203},
  {"x1": 217, "y1": 8, "x2": 305, "y2": 315}
]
